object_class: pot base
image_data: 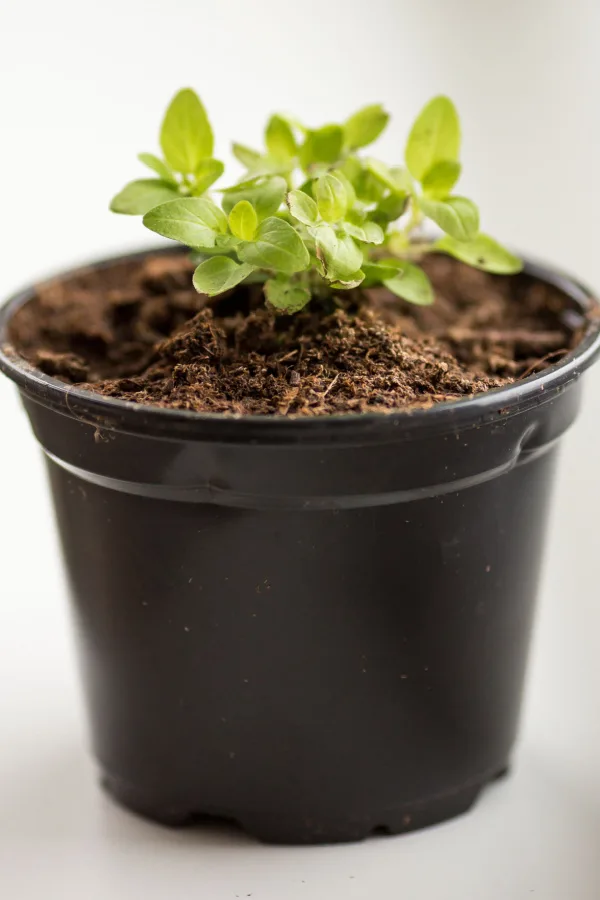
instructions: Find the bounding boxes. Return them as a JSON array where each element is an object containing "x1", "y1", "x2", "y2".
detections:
[{"x1": 101, "y1": 766, "x2": 509, "y2": 845}]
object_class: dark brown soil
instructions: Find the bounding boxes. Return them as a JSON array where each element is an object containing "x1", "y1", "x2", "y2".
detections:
[{"x1": 8, "y1": 251, "x2": 581, "y2": 416}]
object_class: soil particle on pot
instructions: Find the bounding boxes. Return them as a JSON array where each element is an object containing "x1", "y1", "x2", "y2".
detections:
[{"x1": 8, "y1": 251, "x2": 580, "y2": 417}]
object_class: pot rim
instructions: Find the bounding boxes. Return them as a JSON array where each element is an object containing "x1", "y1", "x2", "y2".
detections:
[{"x1": 1, "y1": 246, "x2": 599, "y2": 446}]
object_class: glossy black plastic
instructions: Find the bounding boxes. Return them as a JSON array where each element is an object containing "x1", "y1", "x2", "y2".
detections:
[{"x1": 1, "y1": 249, "x2": 599, "y2": 844}]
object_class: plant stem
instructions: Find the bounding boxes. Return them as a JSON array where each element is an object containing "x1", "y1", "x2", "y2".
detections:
[
  {"x1": 401, "y1": 195, "x2": 423, "y2": 241},
  {"x1": 371, "y1": 240, "x2": 436, "y2": 263},
  {"x1": 398, "y1": 241, "x2": 436, "y2": 261}
]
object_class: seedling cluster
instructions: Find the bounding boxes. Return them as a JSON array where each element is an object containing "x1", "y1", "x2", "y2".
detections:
[{"x1": 111, "y1": 89, "x2": 521, "y2": 313}]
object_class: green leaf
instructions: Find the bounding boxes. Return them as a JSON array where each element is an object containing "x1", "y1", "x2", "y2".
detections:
[
  {"x1": 422, "y1": 161, "x2": 461, "y2": 199},
  {"x1": 365, "y1": 158, "x2": 398, "y2": 192},
  {"x1": 390, "y1": 166, "x2": 413, "y2": 192},
  {"x1": 345, "y1": 207, "x2": 367, "y2": 225},
  {"x1": 330, "y1": 270, "x2": 365, "y2": 289},
  {"x1": 238, "y1": 217, "x2": 310, "y2": 274},
  {"x1": 420, "y1": 196, "x2": 479, "y2": 241},
  {"x1": 221, "y1": 175, "x2": 264, "y2": 192},
  {"x1": 265, "y1": 114, "x2": 297, "y2": 161},
  {"x1": 143, "y1": 197, "x2": 228, "y2": 249},
  {"x1": 232, "y1": 143, "x2": 262, "y2": 169},
  {"x1": 342, "y1": 220, "x2": 384, "y2": 244},
  {"x1": 405, "y1": 96, "x2": 461, "y2": 181},
  {"x1": 110, "y1": 179, "x2": 179, "y2": 215},
  {"x1": 160, "y1": 88, "x2": 214, "y2": 174},
  {"x1": 344, "y1": 104, "x2": 390, "y2": 149},
  {"x1": 361, "y1": 221, "x2": 385, "y2": 244},
  {"x1": 338, "y1": 155, "x2": 362, "y2": 186},
  {"x1": 435, "y1": 234, "x2": 523, "y2": 274},
  {"x1": 372, "y1": 193, "x2": 409, "y2": 224},
  {"x1": 331, "y1": 169, "x2": 357, "y2": 207},
  {"x1": 383, "y1": 261, "x2": 435, "y2": 306},
  {"x1": 189, "y1": 234, "x2": 241, "y2": 258},
  {"x1": 286, "y1": 189, "x2": 319, "y2": 225},
  {"x1": 137, "y1": 153, "x2": 177, "y2": 186},
  {"x1": 215, "y1": 232, "x2": 242, "y2": 250},
  {"x1": 228, "y1": 200, "x2": 258, "y2": 241},
  {"x1": 354, "y1": 169, "x2": 386, "y2": 203},
  {"x1": 314, "y1": 173, "x2": 348, "y2": 222},
  {"x1": 191, "y1": 158, "x2": 224, "y2": 195},
  {"x1": 193, "y1": 257, "x2": 254, "y2": 296},
  {"x1": 265, "y1": 279, "x2": 311, "y2": 313},
  {"x1": 310, "y1": 224, "x2": 363, "y2": 280},
  {"x1": 299, "y1": 125, "x2": 344, "y2": 170},
  {"x1": 366, "y1": 158, "x2": 410, "y2": 196},
  {"x1": 362, "y1": 261, "x2": 404, "y2": 283},
  {"x1": 221, "y1": 176, "x2": 287, "y2": 220}
]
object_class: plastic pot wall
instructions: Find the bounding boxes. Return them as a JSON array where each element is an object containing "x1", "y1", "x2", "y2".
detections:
[{"x1": 1, "y1": 250, "x2": 599, "y2": 844}]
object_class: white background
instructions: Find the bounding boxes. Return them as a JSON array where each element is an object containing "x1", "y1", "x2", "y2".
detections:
[{"x1": 1, "y1": 1, "x2": 600, "y2": 897}]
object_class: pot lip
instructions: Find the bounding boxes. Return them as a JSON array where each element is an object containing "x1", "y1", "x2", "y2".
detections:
[{"x1": 1, "y1": 245, "x2": 600, "y2": 446}]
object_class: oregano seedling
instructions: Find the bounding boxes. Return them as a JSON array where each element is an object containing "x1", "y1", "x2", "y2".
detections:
[{"x1": 111, "y1": 88, "x2": 522, "y2": 313}]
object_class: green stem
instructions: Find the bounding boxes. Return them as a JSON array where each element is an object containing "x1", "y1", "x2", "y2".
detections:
[
  {"x1": 371, "y1": 239, "x2": 435, "y2": 263},
  {"x1": 401, "y1": 194, "x2": 423, "y2": 241},
  {"x1": 397, "y1": 241, "x2": 436, "y2": 261}
]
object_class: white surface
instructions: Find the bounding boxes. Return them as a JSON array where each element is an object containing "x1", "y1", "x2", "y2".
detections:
[{"x1": 1, "y1": 1, "x2": 600, "y2": 897}]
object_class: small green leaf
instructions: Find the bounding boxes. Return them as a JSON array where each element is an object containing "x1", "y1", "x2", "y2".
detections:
[
  {"x1": 143, "y1": 197, "x2": 228, "y2": 249},
  {"x1": 344, "y1": 104, "x2": 389, "y2": 149},
  {"x1": 311, "y1": 224, "x2": 363, "y2": 280},
  {"x1": 315, "y1": 173, "x2": 348, "y2": 222},
  {"x1": 238, "y1": 217, "x2": 310, "y2": 274},
  {"x1": 228, "y1": 200, "x2": 258, "y2": 241},
  {"x1": 221, "y1": 176, "x2": 287, "y2": 220},
  {"x1": 405, "y1": 96, "x2": 461, "y2": 181},
  {"x1": 422, "y1": 160, "x2": 461, "y2": 199},
  {"x1": 340, "y1": 223, "x2": 364, "y2": 241},
  {"x1": 344, "y1": 207, "x2": 367, "y2": 225},
  {"x1": 191, "y1": 158, "x2": 225, "y2": 195},
  {"x1": 265, "y1": 114, "x2": 297, "y2": 160},
  {"x1": 221, "y1": 175, "x2": 264, "y2": 192},
  {"x1": 435, "y1": 234, "x2": 523, "y2": 274},
  {"x1": 390, "y1": 166, "x2": 413, "y2": 193},
  {"x1": 232, "y1": 143, "x2": 262, "y2": 169},
  {"x1": 372, "y1": 193, "x2": 409, "y2": 224},
  {"x1": 160, "y1": 88, "x2": 214, "y2": 174},
  {"x1": 362, "y1": 261, "x2": 404, "y2": 283},
  {"x1": 361, "y1": 221, "x2": 385, "y2": 244},
  {"x1": 354, "y1": 169, "x2": 386, "y2": 203},
  {"x1": 299, "y1": 125, "x2": 344, "y2": 170},
  {"x1": 137, "y1": 153, "x2": 177, "y2": 186},
  {"x1": 265, "y1": 279, "x2": 311, "y2": 313},
  {"x1": 110, "y1": 179, "x2": 179, "y2": 215},
  {"x1": 215, "y1": 232, "x2": 242, "y2": 251},
  {"x1": 330, "y1": 169, "x2": 356, "y2": 207},
  {"x1": 331, "y1": 270, "x2": 365, "y2": 289},
  {"x1": 342, "y1": 220, "x2": 384, "y2": 244},
  {"x1": 365, "y1": 158, "x2": 408, "y2": 196},
  {"x1": 338, "y1": 155, "x2": 362, "y2": 186},
  {"x1": 193, "y1": 257, "x2": 255, "y2": 296},
  {"x1": 286, "y1": 190, "x2": 319, "y2": 225},
  {"x1": 383, "y1": 261, "x2": 434, "y2": 306},
  {"x1": 420, "y1": 196, "x2": 479, "y2": 241}
]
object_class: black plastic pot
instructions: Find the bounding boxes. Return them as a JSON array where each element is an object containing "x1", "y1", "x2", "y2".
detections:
[{"x1": 1, "y1": 249, "x2": 599, "y2": 845}]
